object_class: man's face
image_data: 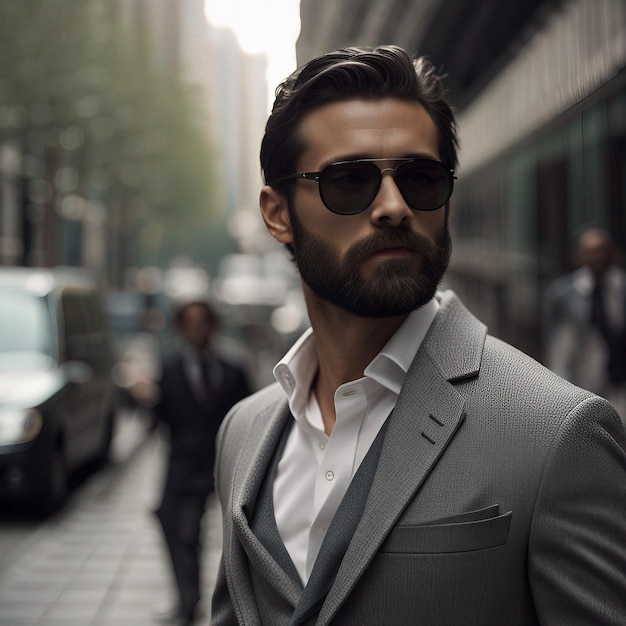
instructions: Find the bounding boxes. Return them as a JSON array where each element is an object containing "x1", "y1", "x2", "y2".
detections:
[
  {"x1": 178, "y1": 304, "x2": 213, "y2": 350},
  {"x1": 578, "y1": 230, "x2": 614, "y2": 276},
  {"x1": 261, "y1": 98, "x2": 451, "y2": 318}
]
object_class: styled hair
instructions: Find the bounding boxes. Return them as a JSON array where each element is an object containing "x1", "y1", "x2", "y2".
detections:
[{"x1": 261, "y1": 45, "x2": 459, "y2": 192}]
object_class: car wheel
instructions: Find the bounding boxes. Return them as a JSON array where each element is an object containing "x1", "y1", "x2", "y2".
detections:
[
  {"x1": 94, "y1": 411, "x2": 115, "y2": 468},
  {"x1": 38, "y1": 445, "x2": 68, "y2": 516}
]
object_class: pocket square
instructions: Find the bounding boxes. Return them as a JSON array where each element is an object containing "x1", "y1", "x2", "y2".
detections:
[
  {"x1": 424, "y1": 504, "x2": 502, "y2": 526},
  {"x1": 381, "y1": 506, "x2": 512, "y2": 554}
]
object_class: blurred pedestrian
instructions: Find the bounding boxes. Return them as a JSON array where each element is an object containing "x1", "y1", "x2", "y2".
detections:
[
  {"x1": 211, "y1": 46, "x2": 626, "y2": 625},
  {"x1": 153, "y1": 300, "x2": 252, "y2": 625},
  {"x1": 545, "y1": 227, "x2": 626, "y2": 421}
]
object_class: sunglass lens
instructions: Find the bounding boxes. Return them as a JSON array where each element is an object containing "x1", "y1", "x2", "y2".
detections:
[
  {"x1": 319, "y1": 162, "x2": 380, "y2": 214},
  {"x1": 397, "y1": 161, "x2": 451, "y2": 210}
]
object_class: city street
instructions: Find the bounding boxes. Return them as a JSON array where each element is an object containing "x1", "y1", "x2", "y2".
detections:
[{"x1": 0, "y1": 411, "x2": 222, "y2": 626}]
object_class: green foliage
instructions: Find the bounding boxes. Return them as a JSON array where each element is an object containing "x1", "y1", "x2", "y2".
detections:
[{"x1": 0, "y1": 0, "x2": 219, "y2": 262}]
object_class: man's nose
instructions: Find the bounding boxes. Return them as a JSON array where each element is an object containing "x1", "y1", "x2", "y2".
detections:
[{"x1": 369, "y1": 171, "x2": 413, "y2": 226}]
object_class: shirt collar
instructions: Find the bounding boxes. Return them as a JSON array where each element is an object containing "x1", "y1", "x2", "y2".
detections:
[
  {"x1": 273, "y1": 327, "x2": 317, "y2": 417},
  {"x1": 273, "y1": 297, "x2": 439, "y2": 405},
  {"x1": 179, "y1": 340, "x2": 210, "y2": 362},
  {"x1": 364, "y1": 297, "x2": 439, "y2": 394}
]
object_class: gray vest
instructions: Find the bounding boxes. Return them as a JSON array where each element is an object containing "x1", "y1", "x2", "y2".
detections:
[{"x1": 250, "y1": 415, "x2": 390, "y2": 625}]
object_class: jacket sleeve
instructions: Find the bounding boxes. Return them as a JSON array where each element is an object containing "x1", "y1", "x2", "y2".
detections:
[
  {"x1": 210, "y1": 384, "x2": 287, "y2": 625},
  {"x1": 211, "y1": 397, "x2": 263, "y2": 625},
  {"x1": 529, "y1": 395, "x2": 626, "y2": 624},
  {"x1": 211, "y1": 405, "x2": 240, "y2": 625}
]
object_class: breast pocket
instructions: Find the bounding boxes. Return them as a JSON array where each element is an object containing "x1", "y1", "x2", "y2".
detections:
[
  {"x1": 335, "y1": 507, "x2": 514, "y2": 625},
  {"x1": 380, "y1": 505, "x2": 512, "y2": 554},
  {"x1": 336, "y1": 507, "x2": 515, "y2": 624}
]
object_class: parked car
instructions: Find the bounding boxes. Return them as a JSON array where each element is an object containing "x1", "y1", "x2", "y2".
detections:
[{"x1": 0, "y1": 267, "x2": 118, "y2": 514}]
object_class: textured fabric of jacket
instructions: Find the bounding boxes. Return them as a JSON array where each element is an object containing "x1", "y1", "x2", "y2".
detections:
[{"x1": 211, "y1": 290, "x2": 626, "y2": 625}]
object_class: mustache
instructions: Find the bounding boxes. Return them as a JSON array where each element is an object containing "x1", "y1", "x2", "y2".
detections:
[{"x1": 346, "y1": 228, "x2": 439, "y2": 263}]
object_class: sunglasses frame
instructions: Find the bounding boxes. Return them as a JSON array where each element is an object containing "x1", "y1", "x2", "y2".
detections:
[{"x1": 270, "y1": 157, "x2": 456, "y2": 215}]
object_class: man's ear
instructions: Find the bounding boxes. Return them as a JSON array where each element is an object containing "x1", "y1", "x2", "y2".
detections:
[{"x1": 260, "y1": 185, "x2": 293, "y2": 245}]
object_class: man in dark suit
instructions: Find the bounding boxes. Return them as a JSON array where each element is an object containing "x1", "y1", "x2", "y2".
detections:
[
  {"x1": 210, "y1": 46, "x2": 626, "y2": 625},
  {"x1": 154, "y1": 300, "x2": 252, "y2": 625}
]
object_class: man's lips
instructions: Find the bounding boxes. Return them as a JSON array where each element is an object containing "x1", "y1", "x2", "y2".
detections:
[
  {"x1": 370, "y1": 246, "x2": 416, "y2": 257},
  {"x1": 351, "y1": 231, "x2": 428, "y2": 263}
]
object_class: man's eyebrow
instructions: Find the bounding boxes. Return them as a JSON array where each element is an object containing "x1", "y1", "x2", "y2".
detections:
[
  {"x1": 404, "y1": 151, "x2": 441, "y2": 160},
  {"x1": 318, "y1": 152, "x2": 441, "y2": 168},
  {"x1": 318, "y1": 154, "x2": 370, "y2": 168}
]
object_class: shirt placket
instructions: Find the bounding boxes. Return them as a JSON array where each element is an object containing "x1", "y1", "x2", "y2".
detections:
[{"x1": 306, "y1": 381, "x2": 366, "y2": 577}]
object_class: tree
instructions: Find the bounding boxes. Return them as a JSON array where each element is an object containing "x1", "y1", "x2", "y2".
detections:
[{"x1": 0, "y1": 0, "x2": 220, "y2": 277}]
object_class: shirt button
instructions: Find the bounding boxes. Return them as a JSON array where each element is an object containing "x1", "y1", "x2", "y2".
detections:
[
  {"x1": 319, "y1": 442, "x2": 325, "y2": 450},
  {"x1": 325, "y1": 471, "x2": 334, "y2": 481}
]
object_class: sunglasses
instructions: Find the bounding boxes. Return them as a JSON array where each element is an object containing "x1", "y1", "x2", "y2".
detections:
[{"x1": 270, "y1": 158, "x2": 455, "y2": 215}]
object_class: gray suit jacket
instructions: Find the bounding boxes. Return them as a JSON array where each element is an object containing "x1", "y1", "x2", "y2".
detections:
[{"x1": 211, "y1": 291, "x2": 626, "y2": 625}]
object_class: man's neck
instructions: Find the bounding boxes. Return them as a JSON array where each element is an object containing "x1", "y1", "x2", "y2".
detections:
[{"x1": 304, "y1": 287, "x2": 408, "y2": 435}]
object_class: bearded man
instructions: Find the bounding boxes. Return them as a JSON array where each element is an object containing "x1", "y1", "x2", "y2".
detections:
[{"x1": 211, "y1": 46, "x2": 626, "y2": 626}]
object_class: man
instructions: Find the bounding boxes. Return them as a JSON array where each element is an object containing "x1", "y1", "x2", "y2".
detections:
[
  {"x1": 211, "y1": 46, "x2": 626, "y2": 625},
  {"x1": 545, "y1": 226, "x2": 626, "y2": 421},
  {"x1": 154, "y1": 300, "x2": 252, "y2": 625}
]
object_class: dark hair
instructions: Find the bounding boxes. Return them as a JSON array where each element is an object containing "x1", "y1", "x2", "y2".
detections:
[
  {"x1": 174, "y1": 300, "x2": 219, "y2": 329},
  {"x1": 260, "y1": 45, "x2": 459, "y2": 192}
]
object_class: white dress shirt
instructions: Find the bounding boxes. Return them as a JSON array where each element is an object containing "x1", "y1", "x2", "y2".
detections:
[{"x1": 272, "y1": 298, "x2": 439, "y2": 584}]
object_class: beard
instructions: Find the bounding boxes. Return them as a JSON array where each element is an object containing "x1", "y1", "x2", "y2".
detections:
[{"x1": 289, "y1": 210, "x2": 451, "y2": 318}]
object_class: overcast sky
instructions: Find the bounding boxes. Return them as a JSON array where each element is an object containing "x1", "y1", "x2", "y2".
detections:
[{"x1": 205, "y1": 0, "x2": 301, "y2": 109}]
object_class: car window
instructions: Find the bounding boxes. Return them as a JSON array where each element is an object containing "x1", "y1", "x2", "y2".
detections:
[
  {"x1": 0, "y1": 290, "x2": 51, "y2": 355},
  {"x1": 61, "y1": 289, "x2": 111, "y2": 364}
]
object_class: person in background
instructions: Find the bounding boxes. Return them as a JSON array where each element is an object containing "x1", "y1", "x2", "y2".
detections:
[
  {"x1": 211, "y1": 46, "x2": 626, "y2": 625},
  {"x1": 153, "y1": 300, "x2": 252, "y2": 626},
  {"x1": 545, "y1": 226, "x2": 626, "y2": 422}
]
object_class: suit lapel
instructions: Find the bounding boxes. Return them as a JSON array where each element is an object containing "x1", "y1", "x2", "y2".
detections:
[
  {"x1": 319, "y1": 291, "x2": 486, "y2": 623},
  {"x1": 230, "y1": 395, "x2": 303, "y2": 607}
]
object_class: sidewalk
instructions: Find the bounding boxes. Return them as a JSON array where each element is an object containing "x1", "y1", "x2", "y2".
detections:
[{"x1": 0, "y1": 412, "x2": 222, "y2": 626}]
